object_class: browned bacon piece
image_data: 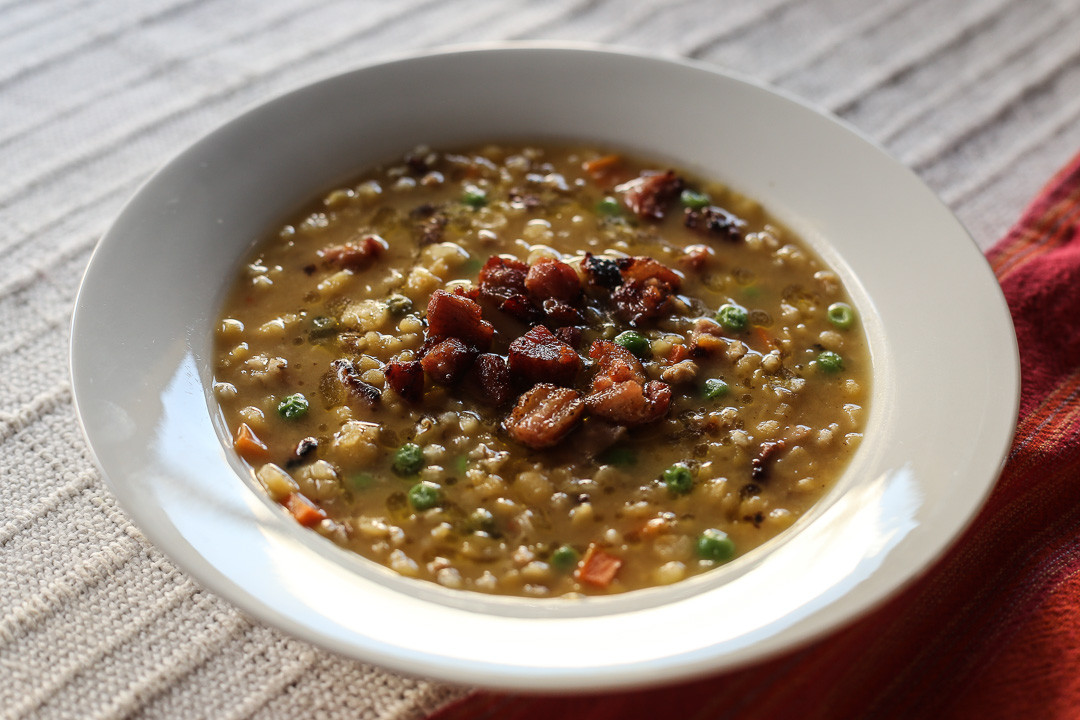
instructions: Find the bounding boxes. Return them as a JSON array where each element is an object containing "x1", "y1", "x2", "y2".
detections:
[
  {"x1": 331, "y1": 358, "x2": 381, "y2": 405},
  {"x1": 318, "y1": 235, "x2": 388, "y2": 269},
  {"x1": 589, "y1": 340, "x2": 646, "y2": 385},
  {"x1": 525, "y1": 258, "x2": 581, "y2": 304},
  {"x1": 751, "y1": 440, "x2": 787, "y2": 481},
  {"x1": 684, "y1": 205, "x2": 747, "y2": 242},
  {"x1": 466, "y1": 353, "x2": 513, "y2": 406},
  {"x1": 617, "y1": 256, "x2": 682, "y2": 289},
  {"x1": 605, "y1": 256, "x2": 682, "y2": 325},
  {"x1": 581, "y1": 253, "x2": 623, "y2": 289},
  {"x1": 508, "y1": 325, "x2": 582, "y2": 387},
  {"x1": 620, "y1": 170, "x2": 684, "y2": 220},
  {"x1": 612, "y1": 279, "x2": 673, "y2": 325},
  {"x1": 478, "y1": 256, "x2": 536, "y2": 322},
  {"x1": 553, "y1": 325, "x2": 583, "y2": 349},
  {"x1": 421, "y1": 337, "x2": 476, "y2": 385},
  {"x1": 542, "y1": 298, "x2": 585, "y2": 327},
  {"x1": 504, "y1": 384, "x2": 585, "y2": 449},
  {"x1": 384, "y1": 359, "x2": 424, "y2": 403},
  {"x1": 479, "y1": 256, "x2": 528, "y2": 300},
  {"x1": 585, "y1": 378, "x2": 672, "y2": 426},
  {"x1": 425, "y1": 290, "x2": 494, "y2": 350}
]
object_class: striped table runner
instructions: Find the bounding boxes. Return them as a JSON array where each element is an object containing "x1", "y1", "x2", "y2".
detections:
[{"x1": 430, "y1": 151, "x2": 1080, "y2": 719}]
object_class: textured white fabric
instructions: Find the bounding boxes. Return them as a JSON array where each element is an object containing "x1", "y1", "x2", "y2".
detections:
[{"x1": 2, "y1": 0, "x2": 1079, "y2": 717}]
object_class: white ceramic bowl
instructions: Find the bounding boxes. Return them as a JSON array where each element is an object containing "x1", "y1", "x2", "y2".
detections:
[{"x1": 70, "y1": 44, "x2": 1018, "y2": 691}]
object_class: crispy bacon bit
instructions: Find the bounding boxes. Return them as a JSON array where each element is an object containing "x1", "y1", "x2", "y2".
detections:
[
  {"x1": 466, "y1": 353, "x2": 512, "y2": 406},
  {"x1": 616, "y1": 256, "x2": 683, "y2": 289},
  {"x1": 605, "y1": 256, "x2": 682, "y2": 326},
  {"x1": 542, "y1": 298, "x2": 585, "y2": 327},
  {"x1": 581, "y1": 253, "x2": 623, "y2": 289},
  {"x1": 285, "y1": 436, "x2": 319, "y2": 468},
  {"x1": 553, "y1": 325, "x2": 583, "y2": 349},
  {"x1": 680, "y1": 244, "x2": 714, "y2": 271},
  {"x1": 587, "y1": 341, "x2": 670, "y2": 424},
  {"x1": 619, "y1": 170, "x2": 684, "y2": 220},
  {"x1": 479, "y1": 256, "x2": 528, "y2": 298},
  {"x1": 318, "y1": 235, "x2": 388, "y2": 269},
  {"x1": 508, "y1": 325, "x2": 582, "y2": 387},
  {"x1": 385, "y1": 359, "x2": 424, "y2": 402},
  {"x1": 421, "y1": 337, "x2": 476, "y2": 385},
  {"x1": 589, "y1": 340, "x2": 646, "y2": 385},
  {"x1": 478, "y1": 256, "x2": 536, "y2": 322},
  {"x1": 586, "y1": 378, "x2": 672, "y2": 426},
  {"x1": 425, "y1": 290, "x2": 493, "y2": 350},
  {"x1": 504, "y1": 384, "x2": 586, "y2": 449},
  {"x1": 751, "y1": 440, "x2": 787, "y2": 481},
  {"x1": 684, "y1": 205, "x2": 747, "y2": 242},
  {"x1": 612, "y1": 279, "x2": 673, "y2": 325},
  {"x1": 331, "y1": 358, "x2": 381, "y2": 405},
  {"x1": 525, "y1": 258, "x2": 582, "y2": 304}
]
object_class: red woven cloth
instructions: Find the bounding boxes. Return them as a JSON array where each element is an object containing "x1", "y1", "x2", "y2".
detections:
[{"x1": 430, "y1": 151, "x2": 1080, "y2": 720}]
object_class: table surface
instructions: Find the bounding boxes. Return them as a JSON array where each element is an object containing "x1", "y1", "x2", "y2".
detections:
[{"x1": 3, "y1": 0, "x2": 1079, "y2": 717}]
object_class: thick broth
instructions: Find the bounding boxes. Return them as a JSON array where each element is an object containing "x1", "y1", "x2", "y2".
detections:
[{"x1": 213, "y1": 144, "x2": 869, "y2": 597}]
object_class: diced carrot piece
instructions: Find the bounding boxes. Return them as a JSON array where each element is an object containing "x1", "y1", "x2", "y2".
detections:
[
  {"x1": 666, "y1": 343, "x2": 690, "y2": 365},
  {"x1": 574, "y1": 543, "x2": 623, "y2": 588},
  {"x1": 582, "y1": 154, "x2": 621, "y2": 176},
  {"x1": 752, "y1": 325, "x2": 778, "y2": 351},
  {"x1": 284, "y1": 493, "x2": 327, "y2": 527},
  {"x1": 582, "y1": 154, "x2": 629, "y2": 188},
  {"x1": 233, "y1": 422, "x2": 269, "y2": 461}
]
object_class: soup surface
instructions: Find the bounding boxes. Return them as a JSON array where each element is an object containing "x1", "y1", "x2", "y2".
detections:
[{"x1": 213, "y1": 144, "x2": 869, "y2": 597}]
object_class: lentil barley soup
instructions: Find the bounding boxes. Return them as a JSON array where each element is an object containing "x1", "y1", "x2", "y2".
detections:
[{"x1": 213, "y1": 144, "x2": 869, "y2": 597}]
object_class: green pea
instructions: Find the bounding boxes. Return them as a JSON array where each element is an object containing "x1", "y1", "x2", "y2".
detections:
[
  {"x1": 703, "y1": 378, "x2": 730, "y2": 399},
  {"x1": 392, "y1": 442, "x2": 425, "y2": 476},
  {"x1": 309, "y1": 316, "x2": 338, "y2": 338},
  {"x1": 662, "y1": 462, "x2": 694, "y2": 495},
  {"x1": 817, "y1": 350, "x2": 844, "y2": 373},
  {"x1": 461, "y1": 186, "x2": 488, "y2": 209},
  {"x1": 827, "y1": 302, "x2": 856, "y2": 330},
  {"x1": 385, "y1": 294, "x2": 414, "y2": 316},
  {"x1": 680, "y1": 189, "x2": 711, "y2": 210},
  {"x1": 408, "y1": 481, "x2": 441, "y2": 511},
  {"x1": 696, "y1": 528, "x2": 736, "y2": 561},
  {"x1": 550, "y1": 545, "x2": 579, "y2": 572},
  {"x1": 614, "y1": 330, "x2": 650, "y2": 358},
  {"x1": 276, "y1": 393, "x2": 309, "y2": 420},
  {"x1": 596, "y1": 196, "x2": 622, "y2": 216},
  {"x1": 715, "y1": 303, "x2": 749, "y2": 332}
]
